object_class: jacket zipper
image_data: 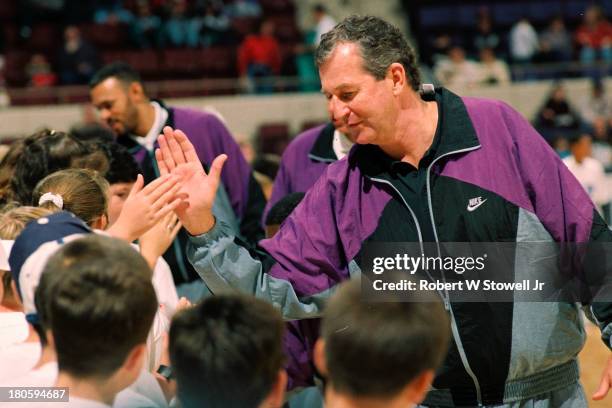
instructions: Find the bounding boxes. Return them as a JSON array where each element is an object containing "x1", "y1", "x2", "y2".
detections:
[{"x1": 426, "y1": 145, "x2": 483, "y2": 406}]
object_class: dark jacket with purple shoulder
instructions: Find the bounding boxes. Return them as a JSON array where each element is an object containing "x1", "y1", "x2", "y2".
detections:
[
  {"x1": 119, "y1": 103, "x2": 266, "y2": 284},
  {"x1": 187, "y1": 88, "x2": 612, "y2": 405},
  {"x1": 263, "y1": 123, "x2": 336, "y2": 223}
]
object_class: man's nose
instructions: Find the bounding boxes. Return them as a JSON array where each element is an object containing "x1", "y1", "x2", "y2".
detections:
[
  {"x1": 328, "y1": 97, "x2": 349, "y2": 123},
  {"x1": 99, "y1": 109, "x2": 111, "y2": 121}
]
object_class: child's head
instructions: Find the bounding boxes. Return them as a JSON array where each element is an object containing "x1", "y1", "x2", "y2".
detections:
[
  {"x1": 33, "y1": 168, "x2": 110, "y2": 229},
  {"x1": 169, "y1": 294, "x2": 287, "y2": 408},
  {"x1": 37, "y1": 234, "x2": 157, "y2": 387},
  {"x1": 11, "y1": 130, "x2": 108, "y2": 205},
  {"x1": 0, "y1": 206, "x2": 54, "y2": 309},
  {"x1": 98, "y1": 142, "x2": 139, "y2": 225},
  {"x1": 314, "y1": 279, "x2": 450, "y2": 407}
]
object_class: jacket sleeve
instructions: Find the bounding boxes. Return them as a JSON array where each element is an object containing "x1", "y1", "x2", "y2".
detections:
[
  {"x1": 199, "y1": 113, "x2": 266, "y2": 244},
  {"x1": 187, "y1": 175, "x2": 352, "y2": 320},
  {"x1": 502, "y1": 103, "x2": 612, "y2": 349}
]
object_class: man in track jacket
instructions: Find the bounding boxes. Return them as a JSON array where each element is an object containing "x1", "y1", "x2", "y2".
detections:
[
  {"x1": 89, "y1": 62, "x2": 266, "y2": 288},
  {"x1": 157, "y1": 16, "x2": 612, "y2": 407}
]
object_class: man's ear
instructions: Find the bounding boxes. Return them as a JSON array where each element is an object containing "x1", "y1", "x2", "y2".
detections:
[
  {"x1": 128, "y1": 82, "x2": 146, "y2": 103},
  {"x1": 260, "y1": 369, "x2": 287, "y2": 408},
  {"x1": 313, "y1": 338, "x2": 327, "y2": 377},
  {"x1": 45, "y1": 329, "x2": 55, "y2": 348},
  {"x1": 403, "y1": 369, "x2": 434, "y2": 405},
  {"x1": 388, "y1": 62, "x2": 407, "y2": 96},
  {"x1": 91, "y1": 214, "x2": 108, "y2": 230}
]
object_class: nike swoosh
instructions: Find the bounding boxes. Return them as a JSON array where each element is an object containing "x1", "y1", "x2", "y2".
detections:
[{"x1": 467, "y1": 199, "x2": 487, "y2": 212}]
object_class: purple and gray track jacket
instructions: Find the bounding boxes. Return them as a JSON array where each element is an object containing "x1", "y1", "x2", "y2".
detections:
[
  {"x1": 118, "y1": 103, "x2": 266, "y2": 284},
  {"x1": 187, "y1": 88, "x2": 612, "y2": 405}
]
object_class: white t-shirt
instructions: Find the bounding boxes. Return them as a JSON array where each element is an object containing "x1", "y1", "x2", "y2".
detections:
[
  {"x1": 0, "y1": 328, "x2": 41, "y2": 384},
  {"x1": 0, "y1": 312, "x2": 29, "y2": 348},
  {"x1": 563, "y1": 156, "x2": 609, "y2": 208}
]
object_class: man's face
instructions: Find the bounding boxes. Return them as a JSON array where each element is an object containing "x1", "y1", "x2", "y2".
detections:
[
  {"x1": 90, "y1": 78, "x2": 140, "y2": 137},
  {"x1": 107, "y1": 182, "x2": 134, "y2": 225},
  {"x1": 320, "y1": 43, "x2": 396, "y2": 145}
]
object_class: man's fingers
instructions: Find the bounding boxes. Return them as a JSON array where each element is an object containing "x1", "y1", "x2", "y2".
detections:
[
  {"x1": 173, "y1": 128, "x2": 200, "y2": 164},
  {"x1": 207, "y1": 154, "x2": 228, "y2": 184},
  {"x1": 593, "y1": 373, "x2": 611, "y2": 400},
  {"x1": 157, "y1": 134, "x2": 176, "y2": 172},
  {"x1": 163, "y1": 126, "x2": 187, "y2": 165}
]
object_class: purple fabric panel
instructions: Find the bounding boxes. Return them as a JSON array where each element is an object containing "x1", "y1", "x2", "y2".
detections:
[
  {"x1": 260, "y1": 159, "x2": 393, "y2": 297},
  {"x1": 442, "y1": 97, "x2": 593, "y2": 242},
  {"x1": 133, "y1": 148, "x2": 147, "y2": 164},
  {"x1": 263, "y1": 124, "x2": 329, "y2": 222},
  {"x1": 172, "y1": 107, "x2": 252, "y2": 219},
  {"x1": 283, "y1": 319, "x2": 320, "y2": 390}
]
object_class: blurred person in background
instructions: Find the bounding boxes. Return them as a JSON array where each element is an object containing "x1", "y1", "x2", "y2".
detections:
[
  {"x1": 563, "y1": 133, "x2": 609, "y2": 212},
  {"x1": 238, "y1": 18, "x2": 281, "y2": 93},
  {"x1": 434, "y1": 45, "x2": 480, "y2": 89},
  {"x1": 26, "y1": 54, "x2": 57, "y2": 88},
  {"x1": 476, "y1": 47, "x2": 510, "y2": 85},
  {"x1": 57, "y1": 26, "x2": 100, "y2": 85},
  {"x1": 575, "y1": 5, "x2": 612, "y2": 64},
  {"x1": 539, "y1": 16, "x2": 572, "y2": 63}
]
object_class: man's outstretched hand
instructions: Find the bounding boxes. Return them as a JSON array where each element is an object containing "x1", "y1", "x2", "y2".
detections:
[
  {"x1": 593, "y1": 355, "x2": 612, "y2": 401},
  {"x1": 155, "y1": 126, "x2": 227, "y2": 236}
]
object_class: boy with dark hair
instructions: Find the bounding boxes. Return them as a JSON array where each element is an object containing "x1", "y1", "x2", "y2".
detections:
[
  {"x1": 37, "y1": 234, "x2": 158, "y2": 407},
  {"x1": 169, "y1": 294, "x2": 287, "y2": 408},
  {"x1": 314, "y1": 279, "x2": 451, "y2": 408}
]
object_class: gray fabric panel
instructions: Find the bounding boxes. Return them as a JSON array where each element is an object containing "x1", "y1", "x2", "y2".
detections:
[
  {"x1": 187, "y1": 220, "x2": 331, "y2": 319},
  {"x1": 507, "y1": 209, "x2": 585, "y2": 382}
]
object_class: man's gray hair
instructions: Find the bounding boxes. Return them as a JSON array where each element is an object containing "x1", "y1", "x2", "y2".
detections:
[{"x1": 315, "y1": 15, "x2": 422, "y2": 91}]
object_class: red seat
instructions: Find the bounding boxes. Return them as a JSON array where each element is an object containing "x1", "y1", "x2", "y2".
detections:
[
  {"x1": 257, "y1": 122, "x2": 290, "y2": 155},
  {"x1": 160, "y1": 49, "x2": 204, "y2": 77},
  {"x1": 4, "y1": 51, "x2": 31, "y2": 87},
  {"x1": 200, "y1": 47, "x2": 237, "y2": 78},
  {"x1": 80, "y1": 23, "x2": 129, "y2": 50},
  {"x1": 102, "y1": 50, "x2": 161, "y2": 79},
  {"x1": 27, "y1": 24, "x2": 61, "y2": 52},
  {"x1": 8, "y1": 87, "x2": 58, "y2": 106}
]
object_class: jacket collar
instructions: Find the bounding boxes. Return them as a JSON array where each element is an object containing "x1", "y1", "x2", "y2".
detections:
[
  {"x1": 117, "y1": 99, "x2": 175, "y2": 154},
  {"x1": 351, "y1": 87, "x2": 481, "y2": 179},
  {"x1": 308, "y1": 122, "x2": 337, "y2": 163}
]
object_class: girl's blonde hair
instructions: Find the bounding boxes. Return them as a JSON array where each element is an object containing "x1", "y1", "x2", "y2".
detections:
[
  {"x1": 0, "y1": 205, "x2": 54, "y2": 240},
  {"x1": 33, "y1": 169, "x2": 110, "y2": 227}
]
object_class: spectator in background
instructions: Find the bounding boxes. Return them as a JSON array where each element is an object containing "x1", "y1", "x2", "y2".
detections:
[
  {"x1": 575, "y1": 5, "x2": 612, "y2": 63},
  {"x1": 563, "y1": 133, "x2": 609, "y2": 212},
  {"x1": 579, "y1": 80, "x2": 611, "y2": 128},
  {"x1": 198, "y1": 1, "x2": 231, "y2": 47},
  {"x1": 238, "y1": 19, "x2": 281, "y2": 93},
  {"x1": 162, "y1": 0, "x2": 199, "y2": 48},
  {"x1": 312, "y1": 4, "x2": 336, "y2": 47},
  {"x1": 536, "y1": 82, "x2": 581, "y2": 141},
  {"x1": 224, "y1": 0, "x2": 262, "y2": 19},
  {"x1": 509, "y1": 17, "x2": 539, "y2": 63},
  {"x1": 57, "y1": 26, "x2": 99, "y2": 85},
  {"x1": 26, "y1": 54, "x2": 57, "y2": 87},
  {"x1": 539, "y1": 16, "x2": 572, "y2": 62},
  {"x1": 433, "y1": 45, "x2": 480, "y2": 89},
  {"x1": 477, "y1": 47, "x2": 510, "y2": 85},
  {"x1": 471, "y1": 15, "x2": 500, "y2": 57},
  {"x1": 591, "y1": 117, "x2": 612, "y2": 167},
  {"x1": 93, "y1": 0, "x2": 133, "y2": 25},
  {"x1": 131, "y1": 0, "x2": 162, "y2": 49}
]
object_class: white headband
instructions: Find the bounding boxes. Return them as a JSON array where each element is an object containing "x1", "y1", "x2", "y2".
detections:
[{"x1": 38, "y1": 192, "x2": 63, "y2": 209}]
